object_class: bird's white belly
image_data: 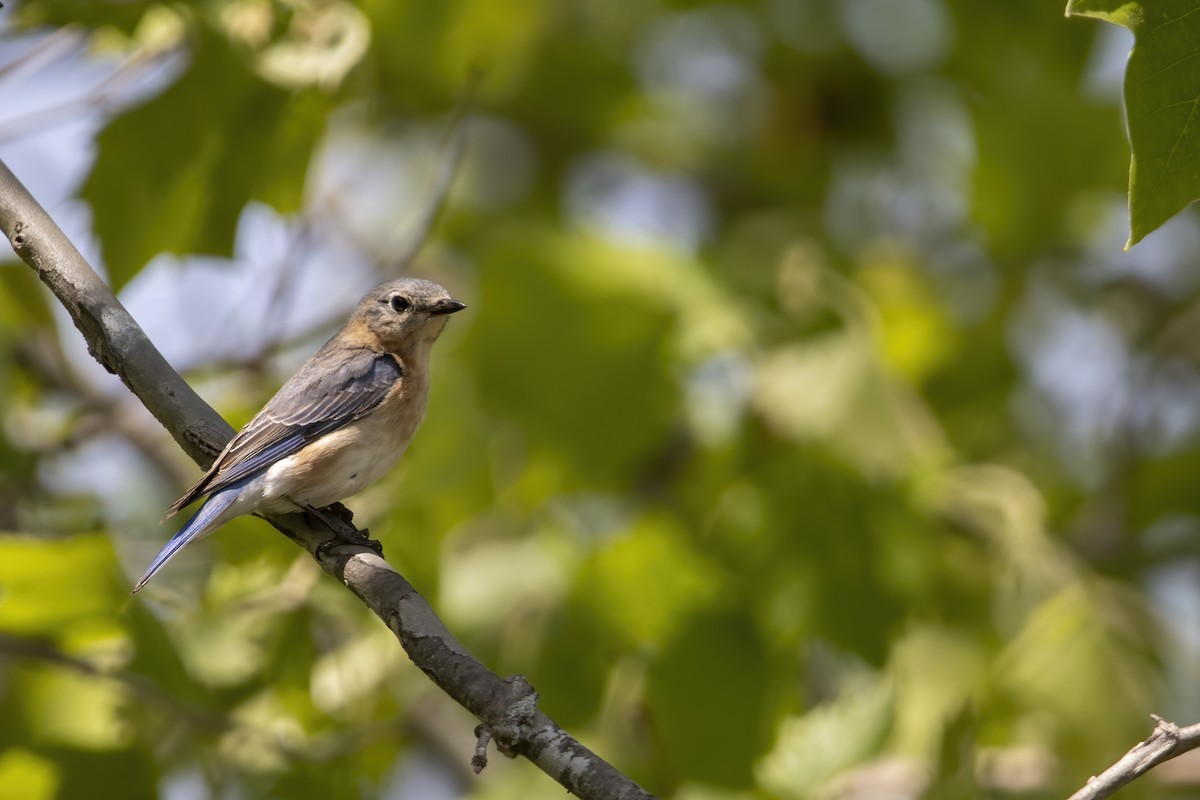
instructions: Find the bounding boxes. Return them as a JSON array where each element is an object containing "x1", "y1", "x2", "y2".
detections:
[{"x1": 257, "y1": 413, "x2": 417, "y2": 512}]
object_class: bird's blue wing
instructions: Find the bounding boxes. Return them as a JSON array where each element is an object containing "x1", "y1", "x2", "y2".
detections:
[{"x1": 167, "y1": 346, "x2": 403, "y2": 515}]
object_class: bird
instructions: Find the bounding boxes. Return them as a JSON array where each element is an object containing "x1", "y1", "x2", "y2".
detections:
[{"x1": 132, "y1": 278, "x2": 466, "y2": 594}]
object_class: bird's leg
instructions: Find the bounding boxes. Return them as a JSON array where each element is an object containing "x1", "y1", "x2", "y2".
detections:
[
  {"x1": 301, "y1": 502, "x2": 384, "y2": 558},
  {"x1": 325, "y1": 502, "x2": 356, "y2": 526}
]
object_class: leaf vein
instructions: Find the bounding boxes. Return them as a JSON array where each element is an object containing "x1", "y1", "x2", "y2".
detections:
[
  {"x1": 1133, "y1": 98, "x2": 1199, "y2": 126},
  {"x1": 1138, "y1": 50, "x2": 1200, "y2": 85},
  {"x1": 1156, "y1": 5, "x2": 1200, "y2": 33},
  {"x1": 1142, "y1": 91, "x2": 1200, "y2": 216}
]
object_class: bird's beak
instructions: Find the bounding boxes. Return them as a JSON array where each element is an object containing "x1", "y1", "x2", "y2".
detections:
[{"x1": 431, "y1": 298, "x2": 466, "y2": 316}]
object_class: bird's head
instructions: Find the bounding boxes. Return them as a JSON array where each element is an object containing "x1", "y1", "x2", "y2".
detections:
[{"x1": 353, "y1": 278, "x2": 466, "y2": 353}]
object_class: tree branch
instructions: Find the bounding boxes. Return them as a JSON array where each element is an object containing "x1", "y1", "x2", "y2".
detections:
[
  {"x1": 0, "y1": 157, "x2": 654, "y2": 800},
  {"x1": 1068, "y1": 716, "x2": 1200, "y2": 800}
]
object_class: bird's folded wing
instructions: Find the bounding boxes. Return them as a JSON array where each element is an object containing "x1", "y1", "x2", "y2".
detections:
[{"x1": 167, "y1": 347, "x2": 404, "y2": 515}]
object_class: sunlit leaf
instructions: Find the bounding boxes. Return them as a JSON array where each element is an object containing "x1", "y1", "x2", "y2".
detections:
[
  {"x1": 1067, "y1": 0, "x2": 1200, "y2": 245},
  {"x1": 0, "y1": 749, "x2": 60, "y2": 800},
  {"x1": 170, "y1": 560, "x2": 292, "y2": 688},
  {"x1": 753, "y1": 333, "x2": 948, "y2": 479},
  {"x1": 577, "y1": 515, "x2": 723, "y2": 648},
  {"x1": 857, "y1": 255, "x2": 955, "y2": 383},
  {"x1": 995, "y1": 581, "x2": 1160, "y2": 754},
  {"x1": 23, "y1": 669, "x2": 132, "y2": 751},
  {"x1": 440, "y1": 529, "x2": 574, "y2": 631},
  {"x1": 757, "y1": 675, "x2": 893, "y2": 798},
  {"x1": 220, "y1": 690, "x2": 304, "y2": 774},
  {"x1": 0, "y1": 535, "x2": 119, "y2": 635},
  {"x1": 310, "y1": 627, "x2": 401, "y2": 714}
]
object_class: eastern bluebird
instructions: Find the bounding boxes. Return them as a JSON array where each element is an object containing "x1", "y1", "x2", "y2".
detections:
[{"x1": 133, "y1": 278, "x2": 465, "y2": 594}]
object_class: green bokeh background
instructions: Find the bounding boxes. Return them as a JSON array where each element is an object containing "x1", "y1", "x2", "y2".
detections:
[{"x1": 1, "y1": 1, "x2": 1198, "y2": 798}]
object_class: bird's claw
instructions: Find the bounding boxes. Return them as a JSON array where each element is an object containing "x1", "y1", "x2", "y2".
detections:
[
  {"x1": 315, "y1": 527, "x2": 383, "y2": 559},
  {"x1": 325, "y1": 502, "x2": 356, "y2": 526},
  {"x1": 304, "y1": 504, "x2": 384, "y2": 559}
]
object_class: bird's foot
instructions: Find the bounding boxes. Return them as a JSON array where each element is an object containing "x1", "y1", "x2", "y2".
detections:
[
  {"x1": 325, "y1": 502, "x2": 356, "y2": 526},
  {"x1": 303, "y1": 504, "x2": 384, "y2": 558}
]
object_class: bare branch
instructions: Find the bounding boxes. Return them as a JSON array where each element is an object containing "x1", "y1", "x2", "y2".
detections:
[
  {"x1": 0, "y1": 157, "x2": 654, "y2": 800},
  {"x1": 0, "y1": 27, "x2": 86, "y2": 84},
  {"x1": 1068, "y1": 716, "x2": 1200, "y2": 800},
  {"x1": 0, "y1": 45, "x2": 179, "y2": 144}
]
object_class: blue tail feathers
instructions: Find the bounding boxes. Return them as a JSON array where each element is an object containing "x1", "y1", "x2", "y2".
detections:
[{"x1": 132, "y1": 481, "x2": 247, "y2": 594}]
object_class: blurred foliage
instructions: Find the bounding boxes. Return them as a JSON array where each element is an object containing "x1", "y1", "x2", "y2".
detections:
[{"x1": 2, "y1": 1, "x2": 1200, "y2": 799}]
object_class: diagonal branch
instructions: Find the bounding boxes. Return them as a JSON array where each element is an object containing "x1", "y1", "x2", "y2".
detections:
[
  {"x1": 0, "y1": 157, "x2": 654, "y2": 800},
  {"x1": 1068, "y1": 715, "x2": 1200, "y2": 800}
]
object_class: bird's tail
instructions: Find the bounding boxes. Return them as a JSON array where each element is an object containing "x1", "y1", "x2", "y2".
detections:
[{"x1": 132, "y1": 482, "x2": 246, "y2": 594}]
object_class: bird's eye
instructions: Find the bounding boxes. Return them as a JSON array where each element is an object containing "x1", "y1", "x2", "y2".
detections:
[{"x1": 390, "y1": 295, "x2": 411, "y2": 313}]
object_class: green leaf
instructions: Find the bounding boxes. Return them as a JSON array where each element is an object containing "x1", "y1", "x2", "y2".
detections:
[
  {"x1": 23, "y1": 670, "x2": 132, "y2": 751},
  {"x1": 645, "y1": 608, "x2": 787, "y2": 787},
  {"x1": 0, "y1": 753, "x2": 58, "y2": 800},
  {"x1": 0, "y1": 749, "x2": 60, "y2": 800},
  {"x1": 1067, "y1": 0, "x2": 1200, "y2": 245},
  {"x1": 995, "y1": 581, "x2": 1159, "y2": 753},
  {"x1": 462, "y1": 229, "x2": 678, "y2": 488},
  {"x1": 85, "y1": 30, "x2": 323, "y2": 289},
  {"x1": 577, "y1": 515, "x2": 723, "y2": 648},
  {"x1": 1065, "y1": 0, "x2": 1145, "y2": 29},
  {"x1": 757, "y1": 675, "x2": 893, "y2": 798},
  {"x1": 0, "y1": 535, "x2": 119, "y2": 635}
]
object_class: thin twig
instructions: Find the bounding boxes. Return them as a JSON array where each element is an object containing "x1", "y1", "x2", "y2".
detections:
[
  {"x1": 324, "y1": 72, "x2": 480, "y2": 276},
  {"x1": 472, "y1": 724, "x2": 494, "y2": 774},
  {"x1": 0, "y1": 26, "x2": 86, "y2": 84},
  {"x1": 0, "y1": 45, "x2": 180, "y2": 143},
  {"x1": 1067, "y1": 715, "x2": 1200, "y2": 800}
]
